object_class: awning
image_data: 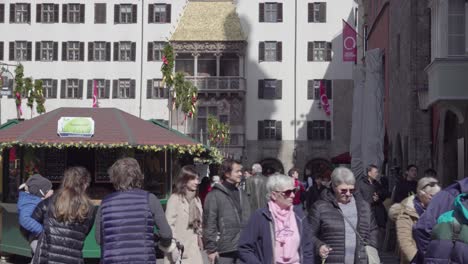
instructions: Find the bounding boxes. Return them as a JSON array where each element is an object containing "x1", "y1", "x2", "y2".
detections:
[{"x1": 331, "y1": 152, "x2": 352, "y2": 164}]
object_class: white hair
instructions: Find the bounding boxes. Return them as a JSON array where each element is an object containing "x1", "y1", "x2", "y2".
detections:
[
  {"x1": 331, "y1": 167, "x2": 356, "y2": 186},
  {"x1": 252, "y1": 163, "x2": 262, "y2": 174},
  {"x1": 417, "y1": 177, "x2": 441, "y2": 196},
  {"x1": 266, "y1": 173, "x2": 294, "y2": 200}
]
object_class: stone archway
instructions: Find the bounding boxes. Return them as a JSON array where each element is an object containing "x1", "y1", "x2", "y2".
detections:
[{"x1": 260, "y1": 158, "x2": 284, "y2": 175}]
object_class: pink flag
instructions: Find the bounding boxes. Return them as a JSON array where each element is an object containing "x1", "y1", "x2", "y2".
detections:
[
  {"x1": 92, "y1": 80, "x2": 98, "y2": 108},
  {"x1": 319, "y1": 80, "x2": 331, "y2": 116},
  {"x1": 342, "y1": 19, "x2": 357, "y2": 62}
]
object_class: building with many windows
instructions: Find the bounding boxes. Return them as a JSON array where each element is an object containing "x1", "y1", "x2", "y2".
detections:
[{"x1": 0, "y1": 0, "x2": 356, "y2": 177}]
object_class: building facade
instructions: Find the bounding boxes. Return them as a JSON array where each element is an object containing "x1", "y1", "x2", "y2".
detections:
[{"x1": 0, "y1": 0, "x2": 356, "y2": 178}]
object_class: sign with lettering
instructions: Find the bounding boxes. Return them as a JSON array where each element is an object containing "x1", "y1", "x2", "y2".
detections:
[{"x1": 57, "y1": 117, "x2": 95, "y2": 138}]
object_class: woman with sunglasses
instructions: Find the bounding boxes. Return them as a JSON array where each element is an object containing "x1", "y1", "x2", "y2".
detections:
[
  {"x1": 389, "y1": 176, "x2": 440, "y2": 264},
  {"x1": 238, "y1": 174, "x2": 314, "y2": 264},
  {"x1": 308, "y1": 167, "x2": 379, "y2": 264}
]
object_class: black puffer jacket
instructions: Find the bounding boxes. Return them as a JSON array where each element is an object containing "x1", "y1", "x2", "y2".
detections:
[
  {"x1": 203, "y1": 182, "x2": 251, "y2": 254},
  {"x1": 308, "y1": 189, "x2": 378, "y2": 264},
  {"x1": 31, "y1": 196, "x2": 96, "y2": 264}
]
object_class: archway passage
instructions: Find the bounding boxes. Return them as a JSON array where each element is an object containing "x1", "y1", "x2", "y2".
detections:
[
  {"x1": 442, "y1": 110, "x2": 459, "y2": 187},
  {"x1": 304, "y1": 158, "x2": 333, "y2": 182},
  {"x1": 259, "y1": 158, "x2": 284, "y2": 175}
]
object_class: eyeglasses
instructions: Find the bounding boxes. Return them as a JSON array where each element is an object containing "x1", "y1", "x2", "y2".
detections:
[
  {"x1": 421, "y1": 181, "x2": 439, "y2": 191},
  {"x1": 338, "y1": 188, "x2": 355, "y2": 195},
  {"x1": 275, "y1": 188, "x2": 296, "y2": 197}
]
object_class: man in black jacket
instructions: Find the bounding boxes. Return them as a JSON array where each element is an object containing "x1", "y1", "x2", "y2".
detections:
[{"x1": 203, "y1": 159, "x2": 251, "y2": 264}]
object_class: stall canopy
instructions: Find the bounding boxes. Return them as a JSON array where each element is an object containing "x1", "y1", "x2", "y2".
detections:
[{"x1": 331, "y1": 152, "x2": 352, "y2": 164}]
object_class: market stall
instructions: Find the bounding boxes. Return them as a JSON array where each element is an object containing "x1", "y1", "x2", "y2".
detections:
[{"x1": 0, "y1": 107, "x2": 219, "y2": 258}]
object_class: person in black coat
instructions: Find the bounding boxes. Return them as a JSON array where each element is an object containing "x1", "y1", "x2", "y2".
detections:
[
  {"x1": 308, "y1": 167, "x2": 379, "y2": 264},
  {"x1": 305, "y1": 173, "x2": 331, "y2": 211},
  {"x1": 393, "y1": 165, "x2": 418, "y2": 203}
]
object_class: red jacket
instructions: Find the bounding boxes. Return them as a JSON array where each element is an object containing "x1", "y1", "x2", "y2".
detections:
[{"x1": 293, "y1": 179, "x2": 305, "y2": 205}]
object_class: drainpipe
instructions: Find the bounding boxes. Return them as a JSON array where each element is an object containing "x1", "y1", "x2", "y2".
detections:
[
  {"x1": 293, "y1": 0, "x2": 298, "y2": 160},
  {"x1": 138, "y1": 0, "x2": 145, "y2": 118}
]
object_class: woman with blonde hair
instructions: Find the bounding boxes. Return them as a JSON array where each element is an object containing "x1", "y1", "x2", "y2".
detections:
[
  {"x1": 165, "y1": 165, "x2": 204, "y2": 264},
  {"x1": 31, "y1": 167, "x2": 96, "y2": 264}
]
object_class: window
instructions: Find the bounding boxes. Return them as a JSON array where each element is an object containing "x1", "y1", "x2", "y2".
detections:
[
  {"x1": 37, "y1": 4, "x2": 59, "y2": 23},
  {"x1": 41, "y1": 79, "x2": 57, "y2": 98},
  {"x1": 258, "y1": 120, "x2": 282, "y2": 140},
  {"x1": 10, "y1": 41, "x2": 31, "y2": 61},
  {"x1": 0, "y1": 42, "x2": 3, "y2": 60},
  {"x1": 87, "y1": 79, "x2": 109, "y2": 99},
  {"x1": 36, "y1": 41, "x2": 57, "y2": 61},
  {"x1": 259, "y1": 41, "x2": 282, "y2": 62},
  {"x1": 114, "y1": 4, "x2": 137, "y2": 24},
  {"x1": 259, "y1": 3, "x2": 283, "y2": 23},
  {"x1": 89, "y1": 42, "x2": 110, "y2": 61},
  {"x1": 94, "y1": 3, "x2": 106, "y2": 24},
  {"x1": 63, "y1": 42, "x2": 84, "y2": 61},
  {"x1": 258, "y1": 79, "x2": 282, "y2": 99},
  {"x1": 147, "y1": 79, "x2": 166, "y2": 99},
  {"x1": 308, "y1": 41, "x2": 332, "y2": 61},
  {"x1": 307, "y1": 120, "x2": 331, "y2": 140},
  {"x1": 112, "y1": 79, "x2": 135, "y2": 99},
  {"x1": 307, "y1": 80, "x2": 332, "y2": 100},
  {"x1": 0, "y1": 4, "x2": 4, "y2": 23},
  {"x1": 10, "y1": 3, "x2": 30, "y2": 23},
  {"x1": 149, "y1": 4, "x2": 171, "y2": 23},
  {"x1": 114, "y1": 42, "x2": 135, "y2": 61},
  {"x1": 308, "y1": 2, "x2": 326, "y2": 23},
  {"x1": 448, "y1": 0, "x2": 466, "y2": 56},
  {"x1": 63, "y1": 4, "x2": 85, "y2": 23},
  {"x1": 60, "y1": 79, "x2": 83, "y2": 99},
  {"x1": 148, "y1": 42, "x2": 166, "y2": 61}
]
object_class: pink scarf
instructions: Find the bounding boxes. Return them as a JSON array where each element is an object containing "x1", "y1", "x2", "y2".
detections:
[{"x1": 268, "y1": 201, "x2": 300, "y2": 264}]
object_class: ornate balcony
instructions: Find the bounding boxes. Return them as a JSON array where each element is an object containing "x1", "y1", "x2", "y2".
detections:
[{"x1": 186, "y1": 77, "x2": 246, "y2": 92}]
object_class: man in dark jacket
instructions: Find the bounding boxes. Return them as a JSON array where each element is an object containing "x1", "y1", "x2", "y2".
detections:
[
  {"x1": 393, "y1": 164, "x2": 418, "y2": 203},
  {"x1": 413, "y1": 177, "x2": 468, "y2": 258},
  {"x1": 203, "y1": 159, "x2": 251, "y2": 264}
]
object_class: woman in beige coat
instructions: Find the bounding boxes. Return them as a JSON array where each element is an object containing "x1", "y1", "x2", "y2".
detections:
[
  {"x1": 391, "y1": 177, "x2": 440, "y2": 264},
  {"x1": 165, "y1": 165, "x2": 204, "y2": 264}
]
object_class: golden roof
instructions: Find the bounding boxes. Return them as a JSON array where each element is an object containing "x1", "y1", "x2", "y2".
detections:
[{"x1": 171, "y1": 2, "x2": 245, "y2": 42}]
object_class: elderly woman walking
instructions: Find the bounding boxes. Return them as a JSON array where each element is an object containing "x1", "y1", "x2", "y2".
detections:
[
  {"x1": 308, "y1": 167, "x2": 378, "y2": 264},
  {"x1": 238, "y1": 174, "x2": 314, "y2": 264},
  {"x1": 165, "y1": 165, "x2": 204, "y2": 264}
]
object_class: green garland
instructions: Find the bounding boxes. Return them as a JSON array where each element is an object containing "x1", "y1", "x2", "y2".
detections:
[
  {"x1": 34, "y1": 80, "x2": 46, "y2": 114},
  {"x1": 208, "y1": 115, "x2": 230, "y2": 146},
  {"x1": 161, "y1": 44, "x2": 175, "y2": 87}
]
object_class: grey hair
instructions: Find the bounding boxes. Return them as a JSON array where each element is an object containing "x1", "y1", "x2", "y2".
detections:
[
  {"x1": 417, "y1": 177, "x2": 441, "y2": 196},
  {"x1": 331, "y1": 167, "x2": 356, "y2": 186},
  {"x1": 252, "y1": 163, "x2": 262, "y2": 174},
  {"x1": 266, "y1": 173, "x2": 294, "y2": 200}
]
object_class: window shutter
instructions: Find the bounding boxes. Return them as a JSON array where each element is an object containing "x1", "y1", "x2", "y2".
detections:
[
  {"x1": 112, "y1": 80, "x2": 118, "y2": 98},
  {"x1": 7, "y1": 79, "x2": 13, "y2": 98},
  {"x1": 308, "y1": 42, "x2": 314, "y2": 61},
  {"x1": 36, "y1": 4, "x2": 42, "y2": 23},
  {"x1": 62, "y1": 4, "x2": 68, "y2": 23},
  {"x1": 130, "y1": 80, "x2": 136, "y2": 98},
  {"x1": 258, "y1": 79, "x2": 264, "y2": 99},
  {"x1": 60, "y1": 80, "x2": 66, "y2": 98},
  {"x1": 62, "y1": 42, "x2": 67, "y2": 61},
  {"x1": 258, "y1": 42, "x2": 265, "y2": 62},
  {"x1": 307, "y1": 80, "x2": 314, "y2": 99},
  {"x1": 147, "y1": 42, "x2": 154, "y2": 61},
  {"x1": 105, "y1": 80, "x2": 110, "y2": 98},
  {"x1": 320, "y1": 3, "x2": 327, "y2": 22},
  {"x1": 9, "y1": 4, "x2": 15, "y2": 23},
  {"x1": 9, "y1": 42, "x2": 14, "y2": 61},
  {"x1": 148, "y1": 4, "x2": 154, "y2": 23},
  {"x1": 277, "y1": 3, "x2": 283, "y2": 22},
  {"x1": 307, "y1": 121, "x2": 312, "y2": 140},
  {"x1": 26, "y1": 4, "x2": 31, "y2": 23},
  {"x1": 77, "y1": 79, "x2": 83, "y2": 99},
  {"x1": 275, "y1": 80, "x2": 282, "y2": 99},
  {"x1": 0, "y1": 42, "x2": 3, "y2": 60},
  {"x1": 27, "y1": 42, "x2": 32, "y2": 61},
  {"x1": 35, "y1": 42, "x2": 40, "y2": 61},
  {"x1": 105, "y1": 42, "x2": 111, "y2": 61},
  {"x1": 95, "y1": 3, "x2": 106, "y2": 24},
  {"x1": 79, "y1": 42, "x2": 84, "y2": 61},
  {"x1": 80, "y1": 4, "x2": 85, "y2": 23},
  {"x1": 147, "y1": 80, "x2": 152, "y2": 99},
  {"x1": 275, "y1": 121, "x2": 282, "y2": 140},
  {"x1": 259, "y1": 3, "x2": 264, "y2": 22},
  {"x1": 258, "y1": 121, "x2": 264, "y2": 140},
  {"x1": 113, "y1": 42, "x2": 119, "y2": 61},
  {"x1": 276, "y1": 42, "x2": 282, "y2": 61},
  {"x1": 53, "y1": 42, "x2": 58, "y2": 60},
  {"x1": 54, "y1": 4, "x2": 59, "y2": 23},
  {"x1": 88, "y1": 42, "x2": 94, "y2": 61},
  {"x1": 326, "y1": 121, "x2": 331, "y2": 140},
  {"x1": 308, "y1": 3, "x2": 314, "y2": 22},
  {"x1": 326, "y1": 42, "x2": 332, "y2": 61},
  {"x1": 326, "y1": 80, "x2": 332, "y2": 99},
  {"x1": 87, "y1": 80, "x2": 93, "y2": 98},
  {"x1": 52, "y1": 80, "x2": 58, "y2": 98},
  {"x1": 0, "y1": 4, "x2": 4, "y2": 23},
  {"x1": 132, "y1": 5, "x2": 137, "y2": 23},
  {"x1": 166, "y1": 4, "x2": 171, "y2": 23},
  {"x1": 114, "y1": 5, "x2": 119, "y2": 24},
  {"x1": 131, "y1": 42, "x2": 136, "y2": 61}
]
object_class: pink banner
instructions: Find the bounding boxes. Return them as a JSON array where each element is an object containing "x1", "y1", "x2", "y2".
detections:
[
  {"x1": 342, "y1": 20, "x2": 357, "y2": 62},
  {"x1": 319, "y1": 80, "x2": 331, "y2": 116},
  {"x1": 92, "y1": 80, "x2": 98, "y2": 108}
]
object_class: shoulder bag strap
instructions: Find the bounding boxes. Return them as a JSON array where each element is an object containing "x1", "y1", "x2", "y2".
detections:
[{"x1": 337, "y1": 208, "x2": 368, "y2": 246}]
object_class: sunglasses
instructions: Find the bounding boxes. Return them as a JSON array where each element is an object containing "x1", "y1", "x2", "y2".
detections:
[
  {"x1": 422, "y1": 181, "x2": 439, "y2": 190},
  {"x1": 338, "y1": 188, "x2": 355, "y2": 195},
  {"x1": 275, "y1": 188, "x2": 296, "y2": 197}
]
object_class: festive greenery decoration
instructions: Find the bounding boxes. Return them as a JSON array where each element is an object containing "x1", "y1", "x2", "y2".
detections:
[
  {"x1": 161, "y1": 44, "x2": 175, "y2": 88},
  {"x1": 34, "y1": 80, "x2": 46, "y2": 114},
  {"x1": 208, "y1": 115, "x2": 230, "y2": 146},
  {"x1": 14, "y1": 64, "x2": 25, "y2": 119},
  {"x1": 13, "y1": 64, "x2": 46, "y2": 118}
]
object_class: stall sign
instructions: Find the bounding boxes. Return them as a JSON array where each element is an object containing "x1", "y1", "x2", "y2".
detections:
[{"x1": 57, "y1": 117, "x2": 95, "y2": 138}]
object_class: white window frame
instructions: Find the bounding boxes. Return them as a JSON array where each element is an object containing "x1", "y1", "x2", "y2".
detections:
[
  {"x1": 263, "y1": 120, "x2": 277, "y2": 139},
  {"x1": 448, "y1": 0, "x2": 466, "y2": 56},
  {"x1": 118, "y1": 79, "x2": 131, "y2": 98},
  {"x1": 151, "y1": 79, "x2": 165, "y2": 98},
  {"x1": 154, "y1": 4, "x2": 167, "y2": 23},
  {"x1": 264, "y1": 42, "x2": 277, "y2": 61},
  {"x1": 41, "y1": 41, "x2": 54, "y2": 61},
  {"x1": 313, "y1": 41, "x2": 326, "y2": 61},
  {"x1": 94, "y1": 42, "x2": 106, "y2": 61},
  {"x1": 119, "y1": 4, "x2": 132, "y2": 24},
  {"x1": 67, "y1": 42, "x2": 80, "y2": 61},
  {"x1": 313, "y1": 3, "x2": 321, "y2": 22},
  {"x1": 264, "y1": 3, "x2": 278, "y2": 23},
  {"x1": 68, "y1": 4, "x2": 81, "y2": 23},
  {"x1": 42, "y1": 79, "x2": 53, "y2": 98},
  {"x1": 310, "y1": 120, "x2": 331, "y2": 141},
  {"x1": 14, "y1": 4, "x2": 28, "y2": 23},
  {"x1": 95, "y1": 79, "x2": 106, "y2": 98},
  {"x1": 15, "y1": 41, "x2": 28, "y2": 61},
  {"x1": 152, "y1": 42, "x2": 165, "y2": 61},
  {"x1": 66, "y1": 79, "x2": 79, "y2": 98},
  {"x1": 41, "y1": 4, "x2": 55, "y2": 23},
  {"x1": 119, "y1": 42, "x2": 132, "y2": 61}
]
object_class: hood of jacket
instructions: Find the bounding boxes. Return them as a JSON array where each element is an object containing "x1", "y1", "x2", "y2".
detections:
[
  {"x1": 453, "y1": 193, "x2": 468, "y2": 222},
  {"x1": 18, "y1": 191, "x2": 42, "y2": 207}
]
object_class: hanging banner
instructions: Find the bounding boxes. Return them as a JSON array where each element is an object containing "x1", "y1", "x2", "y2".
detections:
[
  {"x1": 343, "y1": 19, "x2": 357, "y2": 62},
  {"x1": 92, "y1": 80, "x2": 98, "y2": 108},
  {"x1": 319, "y1": 80, "x2": 331, "y2": 116}
]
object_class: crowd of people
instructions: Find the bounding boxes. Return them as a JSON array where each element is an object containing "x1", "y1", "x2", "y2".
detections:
[{"x1": 15, "y1": 156, "x2": 468, "y2": 264}]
